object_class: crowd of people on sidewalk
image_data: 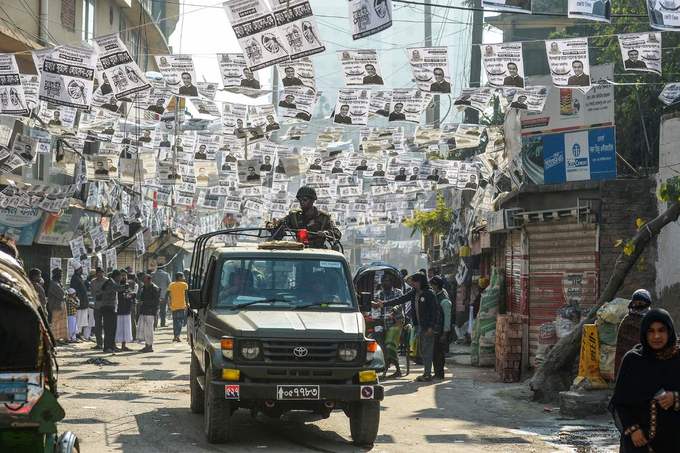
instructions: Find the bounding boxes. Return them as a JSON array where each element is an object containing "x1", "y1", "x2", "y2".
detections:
[
  {"x1": 28, "y1": 263, "x2": 189, "y2": 354},
  {"x1": 372, "y1": 267, "x2": 453, "y2": 382}
]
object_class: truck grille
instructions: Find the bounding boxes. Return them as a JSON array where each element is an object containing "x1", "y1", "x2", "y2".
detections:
[{"x1": 262, "y1": 340, "x2": 338, "y2": 364}]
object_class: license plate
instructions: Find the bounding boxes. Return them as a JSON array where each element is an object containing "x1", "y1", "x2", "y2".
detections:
[{"x1": 276, "y1": 385, "x2": 320, "y2": 400}]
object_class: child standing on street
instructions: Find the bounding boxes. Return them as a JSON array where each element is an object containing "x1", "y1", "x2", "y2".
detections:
[
  {"x1": 65, "y1": 288, "x2": 79, "y2": 343},
  {"x1": 168, "y1": 272, "x2": 189, "y2": 342}
]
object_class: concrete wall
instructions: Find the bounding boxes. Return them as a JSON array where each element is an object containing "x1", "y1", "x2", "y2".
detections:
[{"x1": 655, "y1": 114, "x2": 680, "y2": 322}]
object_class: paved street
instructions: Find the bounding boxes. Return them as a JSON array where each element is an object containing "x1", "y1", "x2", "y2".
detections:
[{"x1": 56, "y1": 326, "x2": 619, "y2": 452}]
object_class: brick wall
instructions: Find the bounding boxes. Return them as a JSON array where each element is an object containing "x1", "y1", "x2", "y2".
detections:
[
  {"x1": 598, "y1": 177, "x2": 658, "y2": 301},
  {"x1": 495, "y1": 313, "x2": 523, "y2": 382}
]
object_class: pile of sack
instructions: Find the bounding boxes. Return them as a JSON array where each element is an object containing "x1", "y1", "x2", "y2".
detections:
[{"x1": 595, "y1": 298, "x2": 629, "y2": 381}]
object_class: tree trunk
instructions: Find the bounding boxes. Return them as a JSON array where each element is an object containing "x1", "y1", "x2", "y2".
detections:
[{"x1": 530, "y1": 200, "x2": 680, "y2": 402}]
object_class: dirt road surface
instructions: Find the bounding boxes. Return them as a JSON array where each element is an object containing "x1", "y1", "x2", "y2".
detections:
[{"x1": 56, "y1": 326, "x2": 619, "y2": 452}]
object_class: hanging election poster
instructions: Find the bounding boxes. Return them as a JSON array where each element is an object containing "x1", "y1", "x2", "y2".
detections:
[
  {"x1": 217, "y1": 53, "x2": 262, "y2": 92},
  {"x1": 267, "y1": 0, "x2": 325, "y2": 60},
  {"x1": 278, "y1": 57, "x2": 316, "y2": 90},
  {"x1": 481, "y1": 42, "x2": 525, "y2": 88},
  {"x1": 39, "y1": 45, "x2": 97, "y2": 110},
  {"x1": 69, "y1": 235, "x2": 88, "y2": 260},
  {"x1": 20, "y1": 74, "x2": 40, "y2": 112},
  {"x1": 154, "y1": 55, "x2": 198, "y2": 96},
  {"x1": 647, "y1": 0, "x2": 680, "y2": 31},
  {"x1": 224, "y1": 0, "x2": 289, "y2": 71},
  {"x1": 482, "y1": 0, "x2": 531, "y2": 14},
  {"x1": 0, "y1": 54, "x2": 29, "y2": 116},
  {"x1": 545, "y1": 38, "x2": 591, "y2": 93},
  {"x1": 333, "y1": 89, "x2": 370, "y2": 126},
  {"x1": 407, "y1": 47, "x2": 452, "y2": 93},
  {"x1": 93, "y1": 34, "x2": 150, "y2": 99},
  {"x1": 568, "y1": 0, "x2": 611, "y2": 23},
  {"x1": 618, "y1": 32, "x2": 662, "y2": 75},
  {"x1": 369, "y1": 90, "x2": 392, "y2": 117},
  {"x1": 338, "y1": 50, "x2": 384, "y2": 86},
  {"x1": 135, "y1": 230, "x2": 145, "y2": 256},
  {"x1": 453, "y1": 88, "x2": 495, "y2": 113},
  {"x1": 388, "y1": 89, "x2": 430, "y2": 123},
  {"x1": 277, "y1": 87, "x2": 319, "y2": 122},
  {"x1": 659, "y1": 83, "x2": 680, "y2": 106},
  {"x1": 508, "y1": 86, "x2": 549, "y2": 112},
  {"x1": 348, "y1": 0, "x2": 393, "y2": 40},
  {"x1": 248, "y1": 104, "x2": 280, "y2": 132},
  {"x1": 221, "y1": 102, "x2": 248, "y2": 135}
]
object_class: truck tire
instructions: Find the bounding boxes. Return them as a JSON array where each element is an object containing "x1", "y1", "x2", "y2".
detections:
[
  {"x1": 190, "y1": 352, "x2": 204, "y2": 414},
  {"x1": 204, "y1": 359, "x2": 232, "y2": 443},
  {"x1": 348, "y1": 400, "x2": 380, "y2": 446}
]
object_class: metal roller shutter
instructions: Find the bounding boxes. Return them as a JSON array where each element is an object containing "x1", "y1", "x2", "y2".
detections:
[{"x1": 526, "y1": 221, "x2": 599, "y2": 364}]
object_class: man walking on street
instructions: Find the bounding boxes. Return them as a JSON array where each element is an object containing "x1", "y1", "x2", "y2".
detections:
[
  {"x1": 93, "y1": 268, "x2": 123, "y2": 353},
  {"x1": 168, "y1": 272, "x2": 189, "y2": 342},
  {"x1": 137, "y1": 274, "x2": 160, "y2": 353},
  {"x1": 71, "y1": 262, "x2": 91, "y2": 340},
  {"x1": 431, "y1": 276, "x2": 452, "y2": 380},
  {"x1": 151, "y1": 266, "x2": 171, "y2": 328},
  {"x1": 47, "y1": 268, "x2": 68, "y2": 344},
  {"x1": 29, "y1": 268, "x2": 48, "y2": 312}
]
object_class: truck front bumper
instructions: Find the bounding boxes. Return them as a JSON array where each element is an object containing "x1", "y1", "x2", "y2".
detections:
[{"x1": 214, "y1": 381, "x2": 384, "y2": 402}]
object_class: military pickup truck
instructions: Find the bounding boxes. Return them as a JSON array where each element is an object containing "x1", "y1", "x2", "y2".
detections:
[{"x1": 186, "y1": 228, "x2": 384, "y2": 446}]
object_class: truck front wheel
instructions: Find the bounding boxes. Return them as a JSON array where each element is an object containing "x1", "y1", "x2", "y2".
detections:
[
  {"x1": 204, "y1": 359, "x2": 232, "y2": 443},
  {"x1": 190, "y1": 352, "x2": 204, "y2": 414},
  {"x1": 348, "y1": 401, "x2": 380, "y2": 446}
]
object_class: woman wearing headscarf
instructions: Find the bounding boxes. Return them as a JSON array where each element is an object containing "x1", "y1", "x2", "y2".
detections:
[
  {"x1": 609, "y1": 309, "x2": 680, "y2": 452},
  {"x1": 614, "y1": 289, "x2": 653, "y2": 378},
  {"x1": 374, "y1": 273, "x2": 441, "y2": 382}
]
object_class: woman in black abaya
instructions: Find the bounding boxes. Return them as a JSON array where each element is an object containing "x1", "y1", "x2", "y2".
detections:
[{"x1": 609, "y1": 308, "x2": 680, "y2": 452}]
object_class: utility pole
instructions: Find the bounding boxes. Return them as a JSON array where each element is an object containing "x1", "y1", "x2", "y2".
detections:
[
  {"x1": 424, "y1": 1, "x2": 440, "y2": 127},
  {"x1": 466, "y1": 0, "x2": 483, "y2": 124}
]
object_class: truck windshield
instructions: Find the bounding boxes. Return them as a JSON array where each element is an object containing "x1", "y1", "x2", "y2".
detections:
[{"x1": 215, "y1": 258, "x2": 354, "y2": 309}]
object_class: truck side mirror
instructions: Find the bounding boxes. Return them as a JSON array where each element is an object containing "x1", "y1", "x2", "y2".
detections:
[
  {"x1": 188, "y1": 289, "x2": 204, "y2": 309},
  {"x1": 359, "y1": 292, "x2": 372, "y2": 312}
]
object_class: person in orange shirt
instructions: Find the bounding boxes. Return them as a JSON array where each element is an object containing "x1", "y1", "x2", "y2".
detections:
[{"x1": 168, "y1": 272, "x2": 189, "y2": 342}]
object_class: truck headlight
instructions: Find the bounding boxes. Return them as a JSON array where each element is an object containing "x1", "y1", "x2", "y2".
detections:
[
  {"x1": 240, "y1": 341, "x2": 260, "y2": 360},
  {"x1": 338, "y1": 343, "x2": 359, "y2": 362}
]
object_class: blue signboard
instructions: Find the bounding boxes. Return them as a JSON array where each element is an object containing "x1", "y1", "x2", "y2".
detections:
[{"x1": 542, "y1": 127, "x2": 616, "y2": 184}]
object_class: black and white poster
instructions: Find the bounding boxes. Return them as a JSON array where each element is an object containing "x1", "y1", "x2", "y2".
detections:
[
  {"x1": 248, "y1": 104, "x2": 280, "y2": 132},
  {"x1": 333, "y1": 89, "x2": 370, "y2": 126},
  {"x1": 20, "y1": 74, "x2": 40, "y2": 112},
  {"x1": 267, "y1": 0, "x2": 325, "y2": 60},
  {"x1": 93, "y1": 33, "x2": 151, "y2": 99},
  {"x1": 338, "y1": 50, "x2": 384, "y2": 86},
  {"x1": 453, "y1": 88, "x2": 495, "y2": 113},
  {"x1": 348, "y1": 0, "x2": 393, "y2": 40},
  {"x1": 217, "y1": 53, "x2": 262, "y2": 91},
  {"x1": 482, "y1": 0, "x2": 532, "y2": 14},
  {"x1": 154, "y1": 55, "x2": 198, "y2": 97},
  {"x1": 277, "y1": 86, "x2": 319, "y2": 122},
  {"x1": 568, "y1": 0, "x2": 611, "y2": 22},
  {"x1": 237, "y1": 159, "x2": 263, "y2": 184},
  {"x1": 618, "y1": 32, "x2": 662, "y2": 75},
  {"x1": 659, "y1": 83, "x2": 680, "y2": 106},
  {"x1": 221, "y1": 102, "x2": 248, "y2": 135},
  {"x1": 278, "y1": 57, "x2": 315, "y2": 90},
  {"x1": 224, "y1": 0, "x2": 289, "y2": 71},
  {"x1": 388, "y1": 89, "x2": 430, "y2": 123},
  {"x1": 545, "y1": 38, "x2": 591, "y2": 92},
  {"x1": 508, "y1": 86, "x2": 549, "y2": 112},
  {"x1": 647, "y1": 0, "x2": 680, "y2": 31},
  {"x1": 39, "y1": 45, "x2": 97, "y2": 110},
  {"x1": 407, "y1": 47, "x2": 452, "y2": 93},
  {"x1": 369, "y1": 90, "x2": 392, "y2": 117},
  {"x1": 0, "y1": 54, "x2": 29, "y2": 115},
  {"x1": 482, "y1": 42, "x2": 525, "y2": 88}
]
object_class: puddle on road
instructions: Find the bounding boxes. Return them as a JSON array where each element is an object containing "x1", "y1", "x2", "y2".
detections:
[{"x1": 512, "y1": 423, "x2": 619, "y2": 452}]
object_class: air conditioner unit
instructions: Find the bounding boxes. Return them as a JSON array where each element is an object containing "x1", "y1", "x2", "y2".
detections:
[{"x1": 505, "y1": 208, "x2": 524, "y2": 230}]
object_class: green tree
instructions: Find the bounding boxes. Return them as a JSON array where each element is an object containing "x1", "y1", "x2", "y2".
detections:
[{"x1": 403, "y1": 194, "x2": 453, "y2": 237}]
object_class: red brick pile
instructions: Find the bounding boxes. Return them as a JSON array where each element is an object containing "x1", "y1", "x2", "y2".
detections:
[{"x1": 495, "y1": 314, "x2": 523, "y2": 383}]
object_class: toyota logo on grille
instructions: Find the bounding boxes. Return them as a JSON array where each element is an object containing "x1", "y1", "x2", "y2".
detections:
[{"x1": 293, "y1": 346, "x2": 309, "y2": 358}]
